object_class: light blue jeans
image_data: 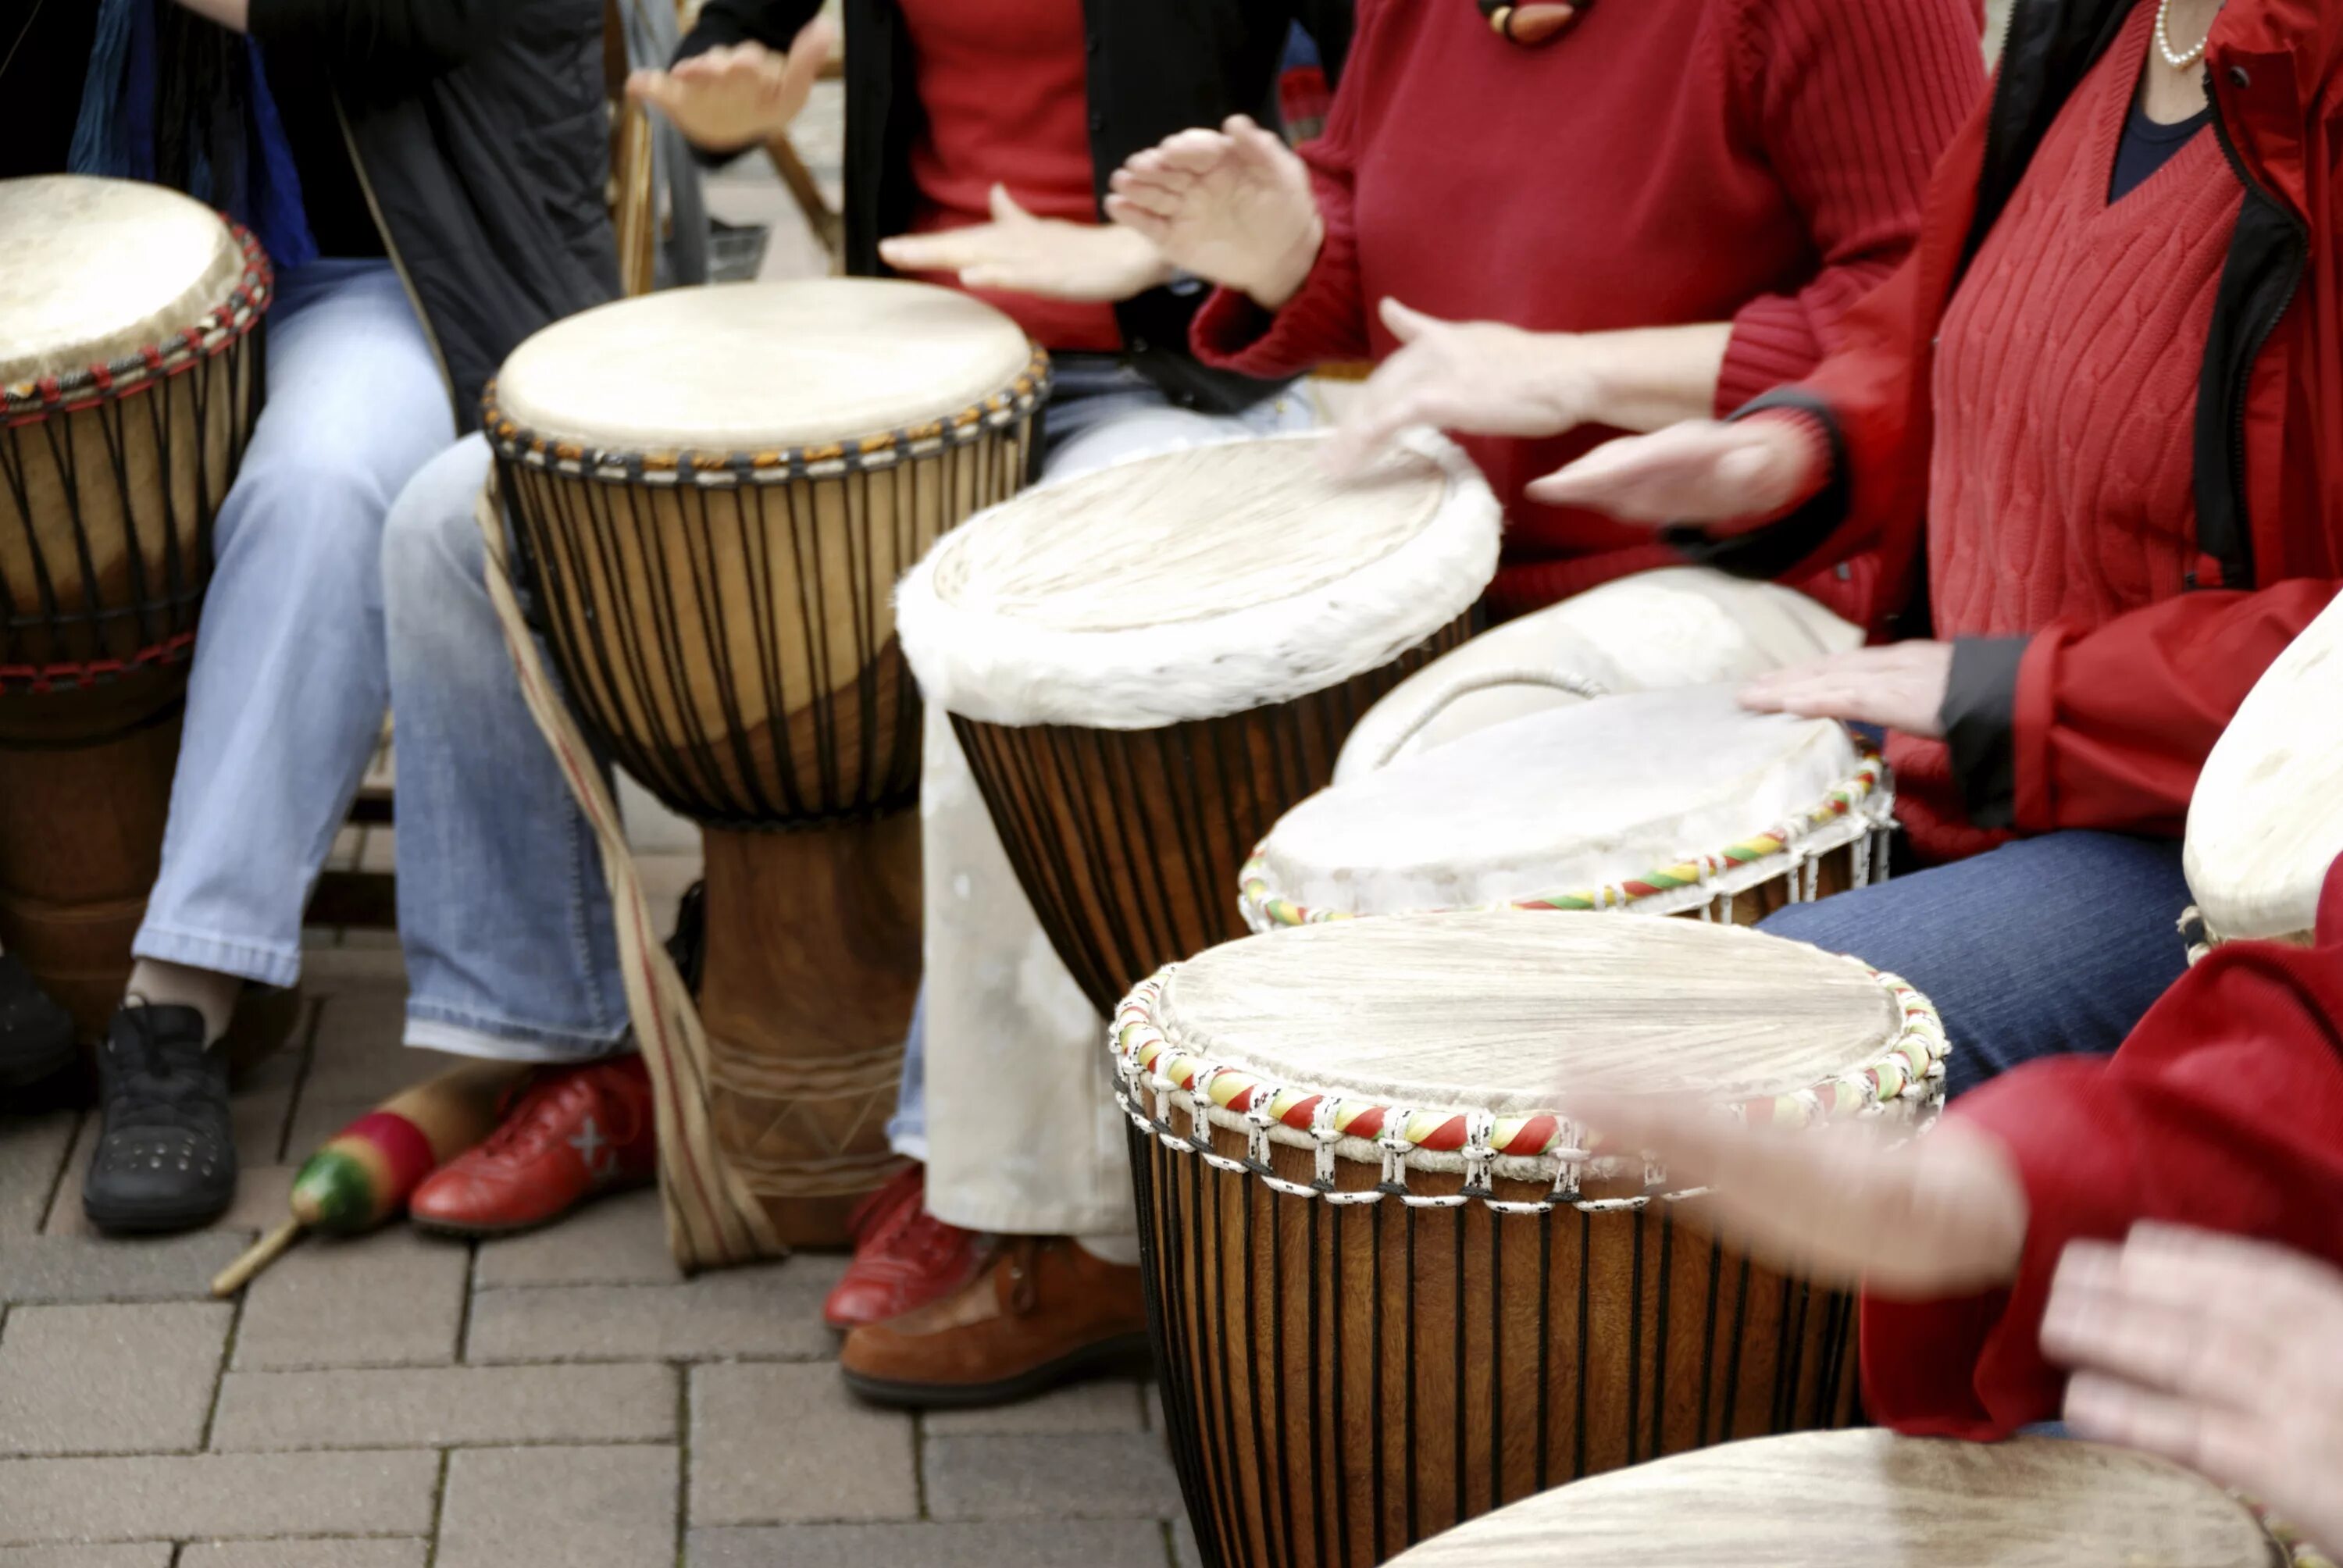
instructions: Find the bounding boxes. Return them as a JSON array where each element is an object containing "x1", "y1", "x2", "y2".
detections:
[
  {"x1": 381, "y1": 355, "x2": 1307, "y2": 1062},
  {"x1": 135, "y1": 260, "x2": 453, "y2": 989}
]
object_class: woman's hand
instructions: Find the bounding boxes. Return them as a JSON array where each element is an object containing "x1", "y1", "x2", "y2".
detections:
[
  {"x1": 879, "y1": 186, "x2": 1173, "y2": 302},
  {"x1": 1527, "y1": 419, "x2": 1819, "y2": 525},
  {"x1": 1321, "y1": 301, "x2": 1605, "y2": 475},
  {"x1": 1567, "y1": 1093, "x2": 2028, "y2": 1299},
  {"x1": 2045, "y1": 1226, "x2": 2343, "y2": 1556},
  {"x1": 1739, "y1": 643, "x2": 1954, "y2": 738},
  {"x1": 626, "y1": 19, "x2": 834, "y2": 154},
  {"x1": 1105, "y1": 116, "x2": 1323, "y2": 310}
]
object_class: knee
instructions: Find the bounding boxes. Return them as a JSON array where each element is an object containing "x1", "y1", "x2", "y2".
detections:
[
  {"x1": 382, "y1": 437, "x2": 494, "y2": 626},
  {"x1": 218, "y1": 447, "x2": 398, "y2": 570}
]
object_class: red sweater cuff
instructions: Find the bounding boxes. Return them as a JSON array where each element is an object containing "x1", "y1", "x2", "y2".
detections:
[
  {"x1": 1734, "y1": 407, "x2": 1836, "y2": 527},
  {"x1": 1714, "y1": 294, "x2": 1828, "y2": 418},
  {"x1": 1187, "y1": 223, "x2": 1368, "y2": 381}
]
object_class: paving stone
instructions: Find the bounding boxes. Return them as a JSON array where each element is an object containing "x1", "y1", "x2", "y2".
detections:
[
  {"x1": 0, "y1": 1114, "x2": 77, "y2": 1239},
  {"x1": 300, "y1": 943, "x2": 410, "y2": 988},
  {"x1": 688, "y1": 1520, "x2": 1173, "y2": 1568},
  {"x1": 922, "y1": 1432, "x2": 1186, "y2": 1522},
  {"x1": 0, "y1": 1302, "x2": 231, "y2": 1455},
  {"x1": 436, "y1": 1445, "x2": 679, "y2": 1568},
  {"x1": 178, "y1": 1540, "x2": 426, "y2": 1568},
  {"x1": 473, "y1": 1188, "x2": 680, "y2": 1288},
  {"x1": 466, "y1": 1258, "x2": 840, "y2": 1363},
  {"x1": 1174, "y1": 1514, "x2": 1203, "y2": 1568},
  {"x1": 0, "y1": 1548, "x2": 173, "y2": 1567},
  {"x1": 298, "y1": 993, "x2": 465, "y2": 1103},
  {"x1": 0, "y1": 1451, "x2": 439, "y2": 1545},
  {"x1": 215, "y1": 1166, "x2": 298, "y2": 1234},
  {"x1": 689, "y1": 1362, "x2": 912, "y2": 1526},
  {"x1": 0, "y1": 1233, "x2": 250, "y2": 1305},
  {"x1": 925, "y1": 1378, "x2": 1147, "y2": 1437},
  {"x1": 212, "y1": 1363, "x2": 676, "y2": 1450},
  {"x1": 232, "y1": 1228, "x2": 467, "y2": 1369},
  {"x1": 280, "y1": 1096, "x2": 378, "y2": 1166}
]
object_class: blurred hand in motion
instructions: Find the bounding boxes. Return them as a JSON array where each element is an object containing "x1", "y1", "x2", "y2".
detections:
[
  {"x1": 1527, "y1": 417, "x2": 1819, "y2": 524},
  {"x1": 1739, "y1": 642, "x2": 1955, "y2": 738},
  {"x1": 2045, "y1": 1226, "x2": 2343, "y2": 1556},
  {"x1": 1105, "y1": 115, "x2": 1323, "y2": 309},
  {"x1": 626, "y1": 19, "x2": 834, "y2": 154},
  {"x1": 1567, "y1": 1092, "x2": 2028, "y2": 1299},
  {"x1": 879, "y1": 186, "x2": 1173, "y2": 302},
  {"x1": 1321, "y1": 301, "x2": 1603, "y2": 476}
]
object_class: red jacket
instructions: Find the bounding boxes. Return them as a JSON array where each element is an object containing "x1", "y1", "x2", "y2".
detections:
[
  {"x1": 1689, "y1": 0, "x2": 2343, "y2": 843},
  {"x1": 1861, "y1": 856, "x2": 2343, "y2": 1437}
]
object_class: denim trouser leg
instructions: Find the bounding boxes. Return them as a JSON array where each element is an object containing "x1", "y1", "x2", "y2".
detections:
[
  {"x1": 134, "y1": 261, "x2": 453, "y2": 988},
  {"x1": 1757, "y1": 830, "x2": 2194, "y2": 1099},
  {"x1": 380, "y1": 435, "x2": 632, "y2": 1061}
]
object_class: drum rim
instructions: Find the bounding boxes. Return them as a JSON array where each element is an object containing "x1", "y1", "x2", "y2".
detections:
[
  {"x1": 1240, "y1": 747, "x2": 1894, "y2": 928},
  {"x1": 477, "y1": 345, "x2": 1051, "y2": 486},
  {"x1": 1109, "y1": 919, "x2": 1946, "y2": 1202},
  {"x1": 1, "y1": 222, "x2": 271, "y2": 425}
]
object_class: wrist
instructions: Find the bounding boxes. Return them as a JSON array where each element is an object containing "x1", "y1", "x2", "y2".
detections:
[{"x1": 1244, "y1": 212, "x2": 1325, "y2": 313}]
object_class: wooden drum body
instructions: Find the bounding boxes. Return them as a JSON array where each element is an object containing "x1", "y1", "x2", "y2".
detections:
[
  {"x1": 1243, "y1": 685, "x2": 1894, "y2": 934},
  {"x1": 1383, "y1": 1431, "x2": 2298, "y2": 1568},
  {"x1": 899, "y1": 433, "x2": 1503, "y2": 1016},
  {"x1": 0, "y1": 176, "x2": 269, "y2": 1037},
  {"x1": 487, "y1": 279, "x2": 1045, "y2": 1245},
  {"x1": 1113, "y1": 911, "x2": 1945, "y2": 1568}
]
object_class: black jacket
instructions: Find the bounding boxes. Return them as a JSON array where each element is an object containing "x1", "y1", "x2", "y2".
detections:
[
  {"x1": 248, "y1": 0, "x2": 621, "y2": 431},
  {"x1": 681, "y1": 0, "x2": 1350, "y2": 415}
]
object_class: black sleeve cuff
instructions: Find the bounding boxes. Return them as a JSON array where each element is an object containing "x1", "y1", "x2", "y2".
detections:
[
  {"x1": 1942, "y1": 636, "x2": 2028, "y2": 829},
  {"x1": 1658, "y1": 387, "x2": 1850, "y2": 582}
]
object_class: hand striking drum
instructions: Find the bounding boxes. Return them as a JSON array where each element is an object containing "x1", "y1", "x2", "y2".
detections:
[
  {"x1": 482, "y1": 277, "x2": 1045, "y2": 1250},
  {"x1": 895, "y1": 430, "x2": 1500, "y2": 1016},
  {"x1": 1114, "y1": 909, "x2": 1944, "y2": 1568},
  {"x1": 0, "y1": 175, "x2": 268, "y2": 1037}
]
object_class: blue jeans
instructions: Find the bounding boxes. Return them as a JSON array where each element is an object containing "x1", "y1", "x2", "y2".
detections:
[
  {"x1": 135, "y1": 261, "x2": 453, "y2": 989},
  {"x1": 1759, "y1": 831, "x2": 2193, "y2": 1099},
  {"x1": 382, "y1": 355, "x2": 1304, "y2": 1063}
]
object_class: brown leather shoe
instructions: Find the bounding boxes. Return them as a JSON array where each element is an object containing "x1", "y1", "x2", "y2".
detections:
[{"x1": 839, "y1": 1235, "x2": 1150, "y2": 1409}]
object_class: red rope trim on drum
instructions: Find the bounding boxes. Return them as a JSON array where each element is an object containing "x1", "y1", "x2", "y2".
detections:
[
  {"x1": 2, "y1": 223, "x2": 273, "y2": 426},
  {"x1": 0, "y1": 629, "x2": 199, "y2": 693},
  {"x1": 478, "y1": 344, "x2": 1054, "y2": 486}
]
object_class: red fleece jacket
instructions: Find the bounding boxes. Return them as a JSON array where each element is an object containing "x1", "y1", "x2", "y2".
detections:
[{"x1": 1862, "y1": 856, "x2": 2343, "y2": 1436}]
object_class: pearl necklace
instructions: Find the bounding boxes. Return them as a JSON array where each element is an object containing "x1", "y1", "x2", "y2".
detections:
[{"x1": 2155, "y1": 0, "x2": 2213, "y2": 70}]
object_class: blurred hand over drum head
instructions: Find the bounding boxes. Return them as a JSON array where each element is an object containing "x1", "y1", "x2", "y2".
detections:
[
  {"x1": 626, "y1": 18, "x2": 834, "y2": 155},
  {"x1": 879, "y1": 185, "x2": 1174, "y2": 302},
  {"x1": 1528, "y1": 416, "x2": 1821, "y2": 526},
  {"x1": 1739, "y1": 641, "x2": 1956, "y2": 739},
  {"x1": 1105, "y1": 115, "x2": 1323, "y2": 310}
]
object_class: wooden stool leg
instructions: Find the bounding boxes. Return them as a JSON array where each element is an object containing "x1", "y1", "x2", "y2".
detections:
[{"x1": 697, "y1": 811, "x2": 922, "y2": 1249}]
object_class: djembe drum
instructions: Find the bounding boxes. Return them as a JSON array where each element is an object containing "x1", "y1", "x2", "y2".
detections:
[
  {"x1": 1334, "y1": 565, "x2": 1860, "y2": 786},
  {"x1": 894, "y1": 431, "x2": 1500, "y2": 1014},
  {"x1": 484, "y1": 278, "x2": 1046, "y2": 1245},
  {"x1": 2181, "y1": 585, "x2": 2343, "y2": 957},
  {"x1": 0, "y1": 175, "x2": 268, "y2": 1036},
  {"x1": 1382, "y1": 1431, "x2": 2306, "y2": 1568},
  {"x1": 1243, "y1": 686, "x2": 1893, "y2": 931},
  {"x1": 1114, "y1": 908, "x2": 1945, "y2": 1568}
]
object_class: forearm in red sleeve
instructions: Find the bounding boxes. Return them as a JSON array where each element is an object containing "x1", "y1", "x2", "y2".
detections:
[
  {"x1": 1712, "y1": 0, "x2": 1984, "y2": 414},
  {"x1": 1862, "y1": 857, "x2": 2343, "y2": 1437},
  {"x1": 2010, "y1": 579, "x2": 2343, "y2": 836}
]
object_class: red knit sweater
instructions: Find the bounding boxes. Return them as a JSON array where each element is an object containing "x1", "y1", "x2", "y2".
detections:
[
  {"x1": 1189, "y1": 0, "x2": 1983, "y2": 615},
  {"x1": 1892, "y1": 2, "x2": 2245, "y2": 862},
  {"x1": 894, "y1": 0, "x2": 1122, "y2": 352}
]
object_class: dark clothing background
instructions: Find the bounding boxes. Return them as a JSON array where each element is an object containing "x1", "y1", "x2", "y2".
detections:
[
  {"x1": 680, "y1": 0, "x2": 1352, "y2": 415},
  {"x1": 259, "y1": 41, "x2": 383, "y2": 258}
]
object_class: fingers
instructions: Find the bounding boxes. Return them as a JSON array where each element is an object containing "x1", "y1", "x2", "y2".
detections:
[
  {"x1": 987, "y1": 183, "x2": 1035, "y2": 226},
  {"x1": 2062, "y1": 1374, "x2": 2273, "y2": 1500},
  {"x1": 624, "y1": 69, "x2": 681, "y2": 112},
  {"x1": 1148, "y1": 127, "x2": 1239, "y2": 177},
  {"x1": 1524, "y1": 426, "x2": 1732, "y2": 519},
  {"x1": 1378, "y1": 297, "x2": 1444, "y2": 344},
  {"x1": 776, "y1": 15, "x2": 834, "y2": 109},
  {"x1": 2042, "y1": 1239, "x2": 2288, "y2": 1411},
  {"x1": 1226, "y1": 113, "x2": 1300, "y2": 177},
  {"x1": 876, "y1": 230, "x2": 986, "y2": 274},
  {"x1": 1105, "y1": 164, "x2": 1193, "y2": 222},
  {"x1": 1103, "y1": 194, "x2": 1172, "y2": 245}
]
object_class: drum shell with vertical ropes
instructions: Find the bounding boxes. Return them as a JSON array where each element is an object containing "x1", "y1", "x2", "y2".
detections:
[
  {"x1": 1113, "y1": 910, "x2": 1946, "y2": 1568},
  {"x1": 0, "y1": 176, "x2": 270, "y2": 1039}
]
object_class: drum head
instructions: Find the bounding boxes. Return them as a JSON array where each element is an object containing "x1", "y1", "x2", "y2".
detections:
[
  {"x1": 897, "y1": 431, "x2": 1501, "y2": 729},
  {"x1": 489, "y1": 278, "x2": 1036, "y2": 454},
  {"x1": 2184, "y1": 586, "x2": 2343, "y2": 943},
  {"x1": 1381, "y1": 1431, "x2": 2279, "y2": 1567},
  {"x1": 1129, "y1": 910, "x2": 1938, "y2": 1173},
  {"x1": 0, "y1": 176, "x2": 245, "y2": 385},
  {"x1": 1257, "y1": 686, "x2": 1871, "y2": 918}
]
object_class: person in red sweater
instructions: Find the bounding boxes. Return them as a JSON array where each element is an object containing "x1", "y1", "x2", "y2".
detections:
[
  {"x1": 1531, "y1": 0, "x2": 2343, "y2": 1096},
  {"x1": 1106, "y1": 0, "x2": 1985, "y2": 618},
  {"x1": 1574, "y1": 853, "x2": 2343, "y2": 1557}
]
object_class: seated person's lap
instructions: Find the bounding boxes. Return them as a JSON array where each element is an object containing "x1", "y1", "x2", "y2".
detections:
[{"x1": 1756, "y1": 831, "x2": 2192, "y2": 1098}]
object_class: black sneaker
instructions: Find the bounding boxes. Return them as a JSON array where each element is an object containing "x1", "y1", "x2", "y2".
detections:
[
  {"x1": 83, "y1": 1003, "x2": 236, "y2": 1235},
  {"x1": 0, "y1": 953, "x2": 77, "y2": 1092}
]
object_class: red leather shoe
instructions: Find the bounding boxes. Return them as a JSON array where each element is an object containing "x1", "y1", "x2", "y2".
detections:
[
  {"x1": 408, "y1": 1055, "x2": 657, "y2": 1238},
  {"x1": 822, "y1": 1166, "x2": 983, "y2": 1331}
]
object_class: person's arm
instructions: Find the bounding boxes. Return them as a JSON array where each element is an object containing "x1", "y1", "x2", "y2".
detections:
[
  {"x1": 1863, "y1": 855, "x2": 2343, "y2": 1438},
  {"x1": 636, "y1": 0, "x2": 829, "y2": 164},
  {"x1": 235, "y1": 0, "x2": 508, "y2": 71},
  {"x1": 678, "y1": 0, "x2": 826, "y2": 59}
]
